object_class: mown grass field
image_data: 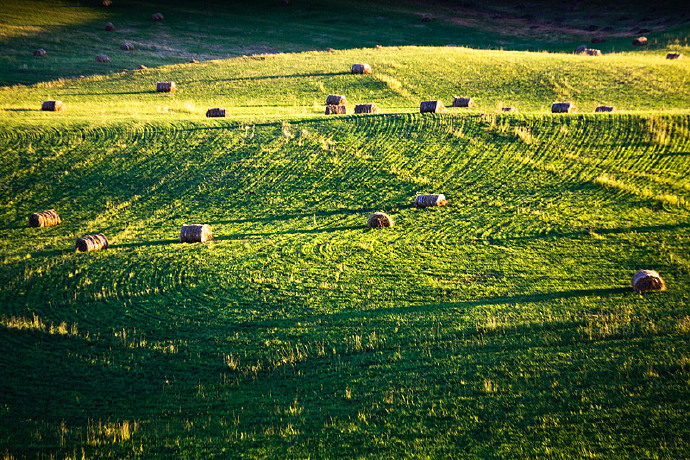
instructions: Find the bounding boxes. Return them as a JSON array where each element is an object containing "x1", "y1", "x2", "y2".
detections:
[{"x1": 1, "y1": 0, "x2": 690, "y2": 459}]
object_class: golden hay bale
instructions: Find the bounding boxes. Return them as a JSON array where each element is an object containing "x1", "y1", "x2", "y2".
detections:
[
  {"x1": 95, "y1": 55, "x2": 110, "y2": 63},
  {"x1": 632, "y1": 36, "x2": 648, "y2": 46},
  {"x1": 29, "y1": 209, "x2": 61, "y2": 227},
  {"x1": 120, "y1": 42, "x2": 134, "y2": 51},
  {"x1": 452, "y1": 97, "x2": 475, "y2": 108},
  {"x1": 189, "y1": 59, "x2": 199, "y2": 63},
  {"x1": 666, "y1": 53, "x2": 683, "y2": 60},
  {"x1": 420, "y1": 100, "x2": 445, "y2": 113},
  {"x1": 551, "y1": 102, "x2": 576, "y2": 113},
  {"x1": 502, "y1": 107, "x2": 517, "y2": 112},
  {"x1": 151, "y1": 13, "x2": 164, "y2": 21},
  {"x1": 75, "y1": 234, "x2": 109, "y2": 252},
  {"x1": 137, "y1": 64, "x2": 147, "y2": 70},
  {"x1": 585, "y1": 48, "x2": 601, "y2": 56},
  {"x1": 105, "y1": 22, "x2": 115, "y2": 31},
  {"x1": 351, "y1": 63, "x2": 372, "y2": 74},
  {"x1": 156, "y1": 81, "x2": 176, "y2": 93},
  {"x1": 595, "y1": 105, "x2": 614, "y2": 112},
  {"x1": 41, "y1": 100, "x2": 65, "y2": 111},
  {"x1": 180, "y1": 224, "x2": 212, "y2": 243},
  {"x1": 326, "y1": 94, "x2": 346, "y2": 105},
  {"x1": 367, "y1": 212, "x2": 393, "y2": 229},
  {"x1": 414, "y1": 194, "x2": 447, "y2": 208},
  {"x1": 206, "y1": 108, "x2": 227, "y2": 117},
  {"x1": 354, "y1": 104, "x2": 378, "y2": 114},
  {"x1": 33, "y1": 48, "x2": 47, "y2": 57},
  {"x1": 325, "y1": 105, "x2": 346, "y2": 115},
  {"x1": 421, "y1": 13, "x2": 433, "y2": 22},
  {"x1": 631, "y1": 269, "x2": 665, "y2": 293}
]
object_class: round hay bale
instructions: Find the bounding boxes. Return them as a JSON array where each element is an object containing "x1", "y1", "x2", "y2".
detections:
[
  {"x1": 414, "y1": 194, "x2": 447, "y2": 208},
  {"x1": 95, "y1": 55, "x2": 110, "y2": 63},
  {"x1": 351, "y1": 63, "x2": 372, "y2": 74},
  {"x1": 189, "y1": 59, "x2": 199, "y2": 63},
  {"x1": 421, "y1": 13, "x2": 433, "y2": 22},
  {"x1": 367, "y1": 212, "x2": 393, "y2": 229},
  {"x1": 156, "y1": 81, "x2": 176, "y2": 93},
  {"x1": 33, "y1": 48, "x2": 47, "y2": 57},
  {"x1": 666, "y1": 53, "x2": 683, "y2": 60},
  {"x1": 151, "y1": 13, "x2": 164, "y2": 21},
  {"x1": 120, "y1": 42, "x2": 134, "y2": 51},
  {"x1": 102, "y1": 0, "x2": 113, "y2": 6},
  {"x1": 206, "y1": 108, "x2": 227, "y2": 117},
  {"x1": 452, "y1": 97, "x2": 475, "y2": 108},
  {"x1": 585, "y1": 48, "x2": 602, "y2": 56},
  {"x1": 325, "y1": 105, "x2": 346, "y2": 115},
  {"x1": 575, "y1": 45, "x2": 588, "y2": 54},
  {"x1": 420, "y1": 100, "x2": 445, "y2": 113},
  {"x1": 595, "y1": 105, "x2": 614, "y2": 112},
  {"x1": 180, "y1": 224, "x2": 212, "y2": 243},
  {"x1": 104, "y1": 22, "x2": 115, "y2": 31},
  {"x1": 75, "y1": 234, "x2": 108, "y2": 252},
  {"x1": 326, "y1": 94, "x2": 346, "y2": 105},
  {"x1": 41, "y1": 100, "x2": 65, "y2": 111},
  {"x1": 137, "y1": 64, "x2": 148, "y2": 70},
  {"x1": 631, "y1": 269, "x2": 665, "y2": 292},
  {"x1": 591, "y1": 35, "x2": 606, "y2": 44},
  {"x1": 501, "y1": 107, "x2": 517, "y2": 112},
  {"x1": 354, "y1": 104, "x2": 378, "y2": 114},
  {"x1": 632, "y1": 36, "x2": 648, "y2": 46},
  {"x1": 28, "y1": 209, "x2": 61, "y2": 227},
  {"x1": 551, "y1": 102, "x2": 576, "y2": 113}
]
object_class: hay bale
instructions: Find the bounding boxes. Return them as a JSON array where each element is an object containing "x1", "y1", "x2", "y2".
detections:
[
  {"x1": 351, "y1": 63, "x2": 372, "y2": 74},
  {"x1": 325, "y1": 105, "x2": 346, "y2": 115},
  {"x1": 75, "y1": 234, "x2": 108, "y2": 252},
  {"x1": 206, "y1": 108, "x2": 227, "y2": 117},
  {"x1": 151, "y1": 13, "x2": 164, "y2": 21},
  {"x1": 41, "y1": 100, "x2": 65, "y2": 111},
  {"x1": 95, "y1": 55, "x2": 110, "y2": 63},
  {"x1": 585, "y1": 48, "x2": 602, "y2": 56},
  {"x1": 591, "y1": 35, "x2": 606, "y2": 44},
  {"x1": 104, "y1": 22, "x2": 115, "y2": 31},
  {"x1": 137, "y1": 64, "x2": 147, "y2": 70},
  {"x1": 631, "y1": 269, "x2": 665, "y2": 292},
  {"x1": 33, "y1": 48, "x2": 46, "y2": 57},
  {"x1": 180, "y1": 224, "x2": 212, "y2": 243},
  {"x1": 502, "y1": 107, "x2": 517, "y2": 112},
  {"x1": 421, "y1": 13, "x2": 433, "y2": 22},
  {"x1": 420, "y1": 100, "x2": 445, "y2": 113},
  {"x1": 414, "y1": 194, "x2": 447, "y2": 208},
  {"x1": 326, "y1": 94, "x2": 346, "y2": 105},
  {"x1": 575, "y1": 45, "x2": 588, "y2": 54},
  {"x1": 120, "y1": 42, "x2": 134, "y2": 51},
  {"x1": 632, "y1": 36, "x2": 648, "y2": 46},
  {"x1": 156, "y1": 81, "x2": 176, "y2": 93},
  {"x1": 551, "y1": 102, "x2": 576, "y2": 113},
  {"x1": 367, "y1": 212, "x2": 393, "y2": 229},
  {"x1": 189, "y1": 59, "x2": 199, "y2": 63},
  {"x1": 354, "y1": 104, "x2": 378, "y2": 114},
  {"x1": 28, "y1": 209, "x2": 61, "y2": 227},
  {"x1": 595, "y1": 105, "x2": 614, "y2": 112},
  {"x1": 666, "y1": 53, "x2": 683, "y2": 60},
  {"x1": 102, "y1": 0, "x2": 113, "y2": 5},
  {"x1": 452, "y1": 97, "x2": 475, "y2": 108}
]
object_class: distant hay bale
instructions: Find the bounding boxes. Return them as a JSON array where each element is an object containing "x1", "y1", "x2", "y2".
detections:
[
  {"x1": 28, "y1": 209, "x2": 61, "y2": 227},
  {"x1": 351, "y1": 63, "x2": 372, "y2": 74},
  {"x1": 354, "y1": 104, "x2": 378, "y2": 114},
  {"x1": 551, "y1": 102, "x2": 576, "y2": 113},
  {"x1": 421, "y1": 13, "x2": 433, "y2": 22},
  {"x1": 102, "y1": 0, "x2": 112, "y2": 5},
  {"x1": 585, "y1": 48, "x2": 601, "y2": 56},
  {"x1": 137, "y1": 64, "x2": 147, "y2": 70},
  {"x1": 105, "y1": 22, "x2": 115, "y2": 31},
  {"x1": 591, "y1": 35, "x2": 606, "y2": 44},
  {"x1": 206, "y1": 108, "x2": 227, "y2": 117},
  {"x1": 595, "y1": 105, "x2": 614, "y2": 112},
  {"x1": 367, "y1": 212, "x2": 393, "y2": 229},
  {"x1": 151, "y1": 13, "x2": 164, "y2": 21},
  {"x1": 156, "y1": 81, "x2": 176, "y2": 93},
  {"x1": 575, "y1": 45, "x2": 588, "y2": 54},
  {"x1": 502, "y1": 107, "x2": 517, "y2": 112},
  {"x1": 666, "y1": 53, "x2": 683, "y2": 60},
  {"x1": 325, "y1": 105, "x2": 346, "y2": 115},
  {"x1": 326, "y1": 94, "x2": 346, "y2": 105},
  {"x1": 189, "y1": 59, "x2": 199, "y2": 63},
  {"x1": 414, "y1": 194, "x2": 447, "y2": 208},
  {"x1": 75, "y1": 234, "x2": 109, "y2": 252},
  {"x1": 452, "y1": 97, "x2": 475, "y2": 108},
  {"x1": 180, "y1": 224, "x2": 212, "y2": 243},
  {"x1": 120, "y1": 42, "x2": 134, "y2": 51},
  {"x1": 33, "y1": 48, "x2": 46, "y2": 57},
  {"x1": 95, "y1": 55, "x2": 110, "y2": 63},
  {"x1": 420, "y1": 100, "x2": 445, "y2": 113},
  {"x1": 41, "y1": 100, "x2": 65, "y2": 111},
  {"x1": 631, "y1": 269, "x2": 665, "y2": 293},
  {"x1": 632, "y1": 36, "x2": 648, "y2": 46}
]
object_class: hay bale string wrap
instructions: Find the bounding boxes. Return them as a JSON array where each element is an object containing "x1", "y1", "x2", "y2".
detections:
[
  {"x1": 41, "y1": 100, "x2": 65, "y2": 111},
  {"x1": 631, "y1": 269, "x2": 665, "y2": 292},
  {"x1": 452, "y1": 97, "x2": 475, "y2": 108},
  {"x1": 326, "y1": 94, "x2": 346, "y2": 105},
  {"x1": 354, "y1": 104, "x2": 378, "y2": 114},
  {"x1": 367, "y1": 212, "x2": 393, "y2": 229},
  {"x1": 595, "y1": 105, "x2": 614, "y2": 112},
  {"x1": 180, "y1": 224, "x2": 212, "y2": 243},
  {"x1": 157, "y1": 81, "x2": 176, "y2": 93},
  {"x1": 95, "y1": 55, "x2": 110, "y2": 63},
  {"x1": 414, "y1": 194, "x2": 447, "y2": 208},
  {"x1": 551, "y1": 102, "x2": 576, "y2": 113},
  {"x1": 29, "y1": 210, "x2": 61, "y2": 227},
  {"x1": 325, "y1": 105, "x2": 346, "y2": 115},
  {"x1": 351, "y1": 63, "x2": 372, "y2": 74},
  {"x1": 75, "y1": 234, "x2": 108, "y2": 252},
  {"x1": 420, "y1": 100, "x2": 445, "y2": 113},
  {"x1": 206, "y1": 108, "x2": 227, "y2": 117},
  {"x1": 666, "y1": 53, "x2": 683, "y2": 60}
]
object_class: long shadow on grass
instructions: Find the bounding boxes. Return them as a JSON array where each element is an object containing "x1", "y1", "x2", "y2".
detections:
[
  {"x1": 496, "y1": 221, "x2": 690, "y2": 243},
  {"x1": 219, "y1": 71, "x2": 349, "y2": 82},
  {"x1": 208, "y1": 207, "x2": 382, "y2": 225}
]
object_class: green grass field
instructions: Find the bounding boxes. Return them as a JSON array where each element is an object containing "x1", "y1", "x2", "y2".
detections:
[{"x1": 1, "y1": 0, "x2": 690, "y2": 458}]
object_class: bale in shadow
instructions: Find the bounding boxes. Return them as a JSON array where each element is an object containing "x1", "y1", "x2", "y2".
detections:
[
  {"x1": 420, "y1": 100, "x2": 445, "y2": 113},
  {"x1": 452, "y1": 97, "x2": 475, "y2": 108},
  {"x1": 367, "y1": 212, "x2": 393, "y2": 229},
  {"x1": 354, "y1": 104, "x2": 378, "y2": 114},
  {"x1": 325, "y1": 105, "x2": 346, "y2": 115},
  {"x1": 595, "y1": 105, "x2": 614, "y2": 112},
  {"x1": 206, "y1": 108, "x2": 227, "y2": 117},
  {"x1": 156, "y1": 81, "x2": 176, "y2": 93},
  {"x1": 552, "y1": 102, "x2": 576, "y2": 113},
  {"x1": 326, "y1": 94, "x2": 346, "y2": 105},
  {"x1": 41, "y1": 100, "x2": 65, "y2": 111}
]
